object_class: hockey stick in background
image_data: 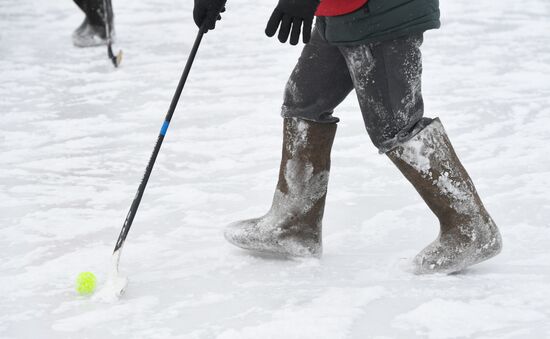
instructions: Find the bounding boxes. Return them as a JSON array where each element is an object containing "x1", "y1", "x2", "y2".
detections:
[
  {"x1": 102, "y1": 0, "x2": 122, "y2": 67},
  {"x1": 93, "y1": 23, "x2": 211, "y2": 301}
]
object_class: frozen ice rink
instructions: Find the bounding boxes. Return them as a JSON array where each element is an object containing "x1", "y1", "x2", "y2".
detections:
[{"x1": 1, "y1": 0, "x2": 550, "y2": 338}]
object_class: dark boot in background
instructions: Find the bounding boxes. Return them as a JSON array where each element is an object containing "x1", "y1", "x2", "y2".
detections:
[
  {"x1": 387, "y1": 118, "x2": 502, "y2": 274},
  {"x1": 224, "y1": 118, "x2": 337, "y2": 257},
  {"x1": 72, "y1": 0, "x2": 114, "y2": 47}
]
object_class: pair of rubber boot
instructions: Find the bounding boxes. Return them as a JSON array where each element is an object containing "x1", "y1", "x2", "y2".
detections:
[
  {"x1": 72, "y1": 0, "x2": 115, "y2": 47},
  {"x1": 224, "y1": 118, "x2": 502, "y2": 274}
]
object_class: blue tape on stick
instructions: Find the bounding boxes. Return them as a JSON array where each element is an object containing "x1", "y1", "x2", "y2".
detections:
[{"x1": 160, "y1": 120, "x2": 170, "y2": 136}]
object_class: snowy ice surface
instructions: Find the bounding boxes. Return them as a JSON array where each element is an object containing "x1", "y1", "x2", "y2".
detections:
[{"x1": 1, "y1": 0, "x2": 550, "y2": 338}]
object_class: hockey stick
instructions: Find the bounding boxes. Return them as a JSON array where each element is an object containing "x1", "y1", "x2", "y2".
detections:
[
  {"x1": 93, "y1": 26, "x2": 208, "y2": 302},
  {"x1": 102, "y1": 0, "x2": 122, "y2": 67}
]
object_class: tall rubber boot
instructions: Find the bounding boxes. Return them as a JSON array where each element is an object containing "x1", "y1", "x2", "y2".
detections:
[
  {"x1": 224, "y1": 118, "x2": 337, "y2": 257},
  {"x1": 387, "y1": 118, "x2": 502, "y2": 274}
]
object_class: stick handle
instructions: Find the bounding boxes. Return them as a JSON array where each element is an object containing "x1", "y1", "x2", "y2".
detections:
[{"x1": 113, "y1": 28, "x2": 205, "y2": 253}]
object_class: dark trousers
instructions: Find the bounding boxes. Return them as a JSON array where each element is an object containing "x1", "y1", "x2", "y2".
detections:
[
  {"x1": 73, "y1": 0, "x2": 111, "y2": 27},
  {"x1": 282, "y1": 22, "x2": 431, "y2": 152}
]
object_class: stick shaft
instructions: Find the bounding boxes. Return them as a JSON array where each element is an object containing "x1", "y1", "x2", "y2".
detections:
[
  {"x1": 102, "y1": 0, "x2": 113, "y2": 42},
  {"x1": 101, "y1": 0, "x2": 119, "y2": 66},
  {"x1": 113, "y1": 29, "x2": 205, "y2": 253}
]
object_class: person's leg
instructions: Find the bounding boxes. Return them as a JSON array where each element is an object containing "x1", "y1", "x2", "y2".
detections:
[
  {"x1": 340, "y1": 34, "x2": 428, "y2": 153},
  {"x1": 340, "y1": 35, "x2": 502, "y2": 274},
  {"x1": 224, "y1": 26, "x2": 354, "y2": 257},
  {"x1": 83, "y1": 0, "x2": 110, "y2": 27},
  {"x1": 73, "y1": 0, "x2": 91, "y2": 37},
  {"x1": 281, "y1": 28, "x2": 355, "y2": 124},
  {"x1": 72, "y1": 0, "x2": 114, "y2": 48},
  {"x1": 73, "y1": 0, "x2": 87, "y2": 13}
]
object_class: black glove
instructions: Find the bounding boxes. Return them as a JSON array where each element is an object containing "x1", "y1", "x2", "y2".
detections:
[
  {"x1": 265, "y1": 0, "x2": 319, "y2": 45},
  {"x1": 193, "y1": 0, "x2": 227, "y2": 32}
]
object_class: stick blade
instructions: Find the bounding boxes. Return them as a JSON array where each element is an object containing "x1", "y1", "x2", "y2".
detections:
[
  {"x1": 114, "y1": 50, "x2": 123, "y2": 67},
  {"x1": 110, "y1": 49, "x2": 123, "y2": 68},
  {"x1": 91, "y1": 249, "x2": 128, "y2": 303},
  {"x1": 92, "y1": 275, "x2": 128, "y2": 303}
]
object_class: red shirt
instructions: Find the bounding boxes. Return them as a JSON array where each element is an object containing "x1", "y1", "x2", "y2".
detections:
[{"x1": 315, "y1": 0, "x2": 368, "y2": 17}]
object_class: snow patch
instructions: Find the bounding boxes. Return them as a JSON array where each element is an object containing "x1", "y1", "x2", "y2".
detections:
[
  {"x1": 393, "y1": 298, "x2": 547, "y2": 339},
  {"x1": 217, "y1": 287, "x2": 387, "y2": 339}
]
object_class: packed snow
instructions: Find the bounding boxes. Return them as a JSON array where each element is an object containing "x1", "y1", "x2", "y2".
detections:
[{"x1": 1, "y1": 0, "x2": 550, "y2": 338}]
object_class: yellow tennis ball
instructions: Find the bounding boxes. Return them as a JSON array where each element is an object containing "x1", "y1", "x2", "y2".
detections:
[{"x1": 76, "y1": 272, "x2": 97, "y2": 295}]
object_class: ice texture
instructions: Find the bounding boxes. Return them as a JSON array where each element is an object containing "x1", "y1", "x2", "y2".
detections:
[{"x1": 1, "y1": 0, "x2": 550, "y2": 337}]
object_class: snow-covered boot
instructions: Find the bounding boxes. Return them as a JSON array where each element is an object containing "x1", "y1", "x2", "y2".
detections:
[
  {"x1": 387, "y1": 118, "x2": 502, "y2": 274},
  {"x1": 72, "y1": 18, "x2": 108, "y2": 47},
  {"x1": 224, "y1": 118, "x2": 337, "y2": 257}
]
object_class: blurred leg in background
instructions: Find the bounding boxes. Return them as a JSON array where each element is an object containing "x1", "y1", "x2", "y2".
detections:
[{"x1": 72, "y1": 0, "x2": 115, "y2": 47}]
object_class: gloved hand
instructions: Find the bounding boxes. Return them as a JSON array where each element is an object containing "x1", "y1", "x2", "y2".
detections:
[
  {"x1": 265, "y1": 0, "x2": 320, "y2": 45},
  {"x1": 193, "y1": 0, "x2": 227, "y2": 32}
]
